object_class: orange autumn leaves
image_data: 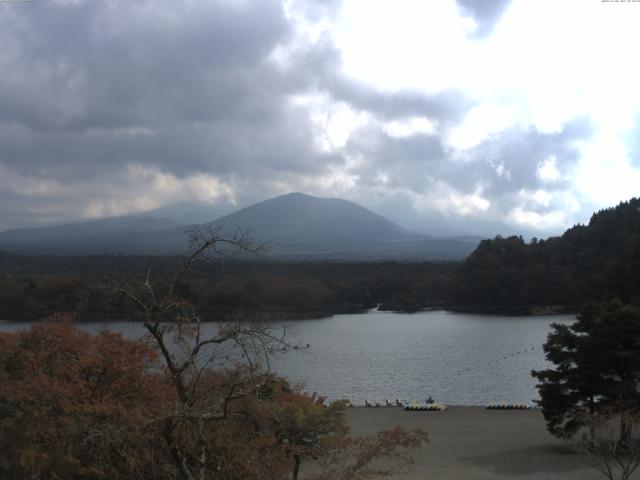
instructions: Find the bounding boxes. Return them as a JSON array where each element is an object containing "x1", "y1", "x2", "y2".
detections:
[
  {"x1": 0, "y1": 315, "x2": 426, "y2": 480},
  {"x1": 0, "y1": 314, "x2": 169, "y2": 479}
]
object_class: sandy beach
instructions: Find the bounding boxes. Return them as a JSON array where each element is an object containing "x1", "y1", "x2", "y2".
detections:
[{"x1": 346, "y1": 406, "x2": 604, "y2": 480}]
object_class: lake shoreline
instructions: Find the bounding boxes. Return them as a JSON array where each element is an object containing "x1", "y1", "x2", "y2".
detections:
[
  {"x1": 443, "y1": 304, "x2": 576, "y2": 316},
  {"x1": 0, "y1": 303, "x2": 577, "y2": 323}
]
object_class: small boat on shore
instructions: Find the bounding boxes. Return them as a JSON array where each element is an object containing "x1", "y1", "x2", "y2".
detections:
[
  {"x1": 404, "y1": 402, "x2": 447, "y2": 411},
  {"x1": 486, "y1": 402, "x2": 531, "y2": 410}
]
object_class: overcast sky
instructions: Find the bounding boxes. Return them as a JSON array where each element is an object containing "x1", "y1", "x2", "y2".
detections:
[{"x1": 1, "y1": 0, "x2": 639, "y2": 235}]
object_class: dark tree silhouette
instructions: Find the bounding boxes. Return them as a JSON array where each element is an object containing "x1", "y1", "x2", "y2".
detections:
[
  {"x1": 450, "y1": 197, "x2": 640, "y2": 311},
  {"x1": 532, "y1": 300, "x2": 640, "y2": 439}
]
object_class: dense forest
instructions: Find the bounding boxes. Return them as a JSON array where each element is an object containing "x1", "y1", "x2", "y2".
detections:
[
  {"x1": 450, "y1": 198, "x2": 640, "y2": 312},
  {"x1": 0, "y1": 254, "x2": 455, "y2": 321}
]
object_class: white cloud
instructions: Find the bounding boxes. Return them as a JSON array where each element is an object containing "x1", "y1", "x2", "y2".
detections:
[
  {"x1": 536, "y1": 155, "x2": 561, "y2": 183},
  {"x1": 0, "y1": 164, "x2": 68, "y2": 197},
  {"x1": 264, "y1": 154, "x2": 362, "y2": 198},
  {"x1": 383, "y1": 117, "x2": 435, "y2": 138},
  {"x1": 518, "y1": 188, "x2": 553, "y2": 208},
  {"x1": 507, "y1": 207, "x2": 565, "y2": 231},
  {"x1": 507, "y1": 188, "x2": 582, "y2": 230},
  {"x1": 574, "y1": 131, "x2": 640, "y2": 208},
  {"x1": 290, "y1": 93, "x2": 371, "y2": 151},
  {"x1": 328, "y1": 0, "x2": 640, "y2": 142},
  {"x1": 410, "y1": 181, "x2": 491, "y2": 217},
  {"x1": 447, "y1": 104, "x2": 517, "y2": 150},
  {"x1": 331, "y1": 0, "x2": 476, "y2": 93}
]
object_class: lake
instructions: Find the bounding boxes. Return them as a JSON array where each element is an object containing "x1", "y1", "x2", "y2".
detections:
[{"x1": 0, "y1": 309, "x2": 574, "y2": 406}]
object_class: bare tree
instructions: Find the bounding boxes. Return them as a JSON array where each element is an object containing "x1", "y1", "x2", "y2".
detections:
[
  {"x1": 574, "y1": 409, "x2": 640, "y2": 480},
  {"x1": 95, "y1": 225, "x2": 294, "y2": 480},
  {"x1": 87, "y1": 225, "x2": 429, "y2": 480}
]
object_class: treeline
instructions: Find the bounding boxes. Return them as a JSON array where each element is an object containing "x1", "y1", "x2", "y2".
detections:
[
  {"x1": 450, "y1": 198, "x2": 640, "y2": 311},
  {"x1": 0, "y1": 254, "x2": 456, "y2": 321}
]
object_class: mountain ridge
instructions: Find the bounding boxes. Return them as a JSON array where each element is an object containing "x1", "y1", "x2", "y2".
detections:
[{"x1": 0, "y1": 193, "x2": 480, "y2": 259}]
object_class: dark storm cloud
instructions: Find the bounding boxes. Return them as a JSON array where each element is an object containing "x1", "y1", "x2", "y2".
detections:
[
  {"x1": 0, "y1": 0, "x2": 357, "y2": 203},
  {"x1": 343, "y1": 127, "x2": 447, "y2": 192},
  {"x1": 331, "y1": 80, "x2": 471, "y2": 126},
  {"x1": 1, "y1": 1, "x2": 290, "y2": 132},
  {"x1": 0, "y1": 0, "x2": 472, "y2": 206},
  {"x1": 456, "y1": 0, "x2": 513, "y2": 37}
]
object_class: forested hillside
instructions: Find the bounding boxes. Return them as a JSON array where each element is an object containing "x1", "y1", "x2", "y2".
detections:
[
  {"x1": 450, "y1": 198, "x2": 640, "y2": 310},
  {"x1": 0, "y1": 254, "x2": 455, "y2": 321}
]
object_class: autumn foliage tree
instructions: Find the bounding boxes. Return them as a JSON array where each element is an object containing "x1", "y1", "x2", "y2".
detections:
[
  {"x1": 0, "y1": 316, "x2": 295, "y2": 480},
  {"x1": 268, "y1": 393, "x2": 349, "y2": 479},
  {"x1": 0, "y1": 314, "x2": 171, "y2": 479}
]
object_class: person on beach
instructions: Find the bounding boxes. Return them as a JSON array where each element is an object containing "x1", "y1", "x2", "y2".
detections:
[{"x1": 426, "y1": 396, "x2": 434, "y2": 404}]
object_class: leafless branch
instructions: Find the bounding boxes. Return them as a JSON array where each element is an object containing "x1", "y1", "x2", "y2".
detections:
[{"x1": 574, "y1": 410, "x2": 640, "y2": 480}]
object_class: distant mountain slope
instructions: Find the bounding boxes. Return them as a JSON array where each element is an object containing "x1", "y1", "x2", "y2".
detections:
[
  {"x1": 141, "y1": 201, "x2": 233, "y2": 225},
  {"x1": 211, "y1": 192, "x2": 409, "y2": 241},
  {"x1": 0, "y1": 215, "x2": 181, "y2": 253},
  {"x1": 208, "y1": 193, "x2": 478, "y2": 259},
  {"x1": 0, "y1": 193, "x2": 480, "y2": 259},
  {"x1": 0, "y1": 215, "x2": 179, "y2": 241},
  {"x1": 450, "y1": 197, "x2": 640, "y2": 308}
]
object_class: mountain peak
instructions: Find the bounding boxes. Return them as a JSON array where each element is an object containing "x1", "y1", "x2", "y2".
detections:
[
  {"x1": 277, "y1": 192, "x2": 313, "y2": 199},
  {"x1": 212, "y1": 192, "x2": 409, "y2": 242}
]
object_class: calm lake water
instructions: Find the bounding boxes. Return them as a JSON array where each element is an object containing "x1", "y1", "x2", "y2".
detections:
[{"x1": 0, "y1": 310, "x2": 574, "y2": 406}]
